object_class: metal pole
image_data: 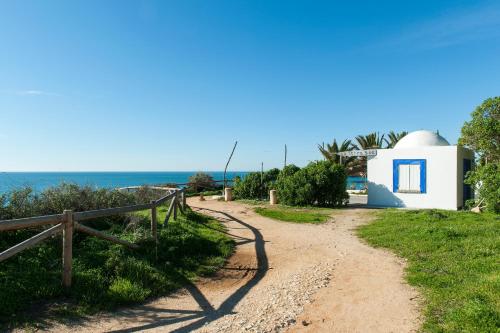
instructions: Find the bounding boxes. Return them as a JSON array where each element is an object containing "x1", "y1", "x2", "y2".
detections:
[
  {"x1": 284, "y1": 144, "x2": 287, "y2": 168},
  {"x1": 223, "y1": 141, "x2": 238, "y2": 192}
]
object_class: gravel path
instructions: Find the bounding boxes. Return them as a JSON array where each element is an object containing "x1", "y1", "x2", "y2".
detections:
[{"x1": 51, "y1": 198, "x2": 421, "y2": 333}]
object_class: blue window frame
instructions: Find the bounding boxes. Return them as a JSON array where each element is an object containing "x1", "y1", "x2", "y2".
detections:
[{"x1": 393, "y1": 159, "x2": 427, "y2": 193}]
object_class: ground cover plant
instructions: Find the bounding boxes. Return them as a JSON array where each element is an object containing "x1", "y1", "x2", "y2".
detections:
[
  {"x1": 254, "y1": 205, "x2": 332, "y2": 224},
  {"x1": 0, "y1": 184, "x2": 234, "y2": 329},
  {"x1": 357, "y1": 209, "x2": 500, "y2": 332}
]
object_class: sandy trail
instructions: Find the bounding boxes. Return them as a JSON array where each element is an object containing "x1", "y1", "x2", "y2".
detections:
[{"x1": 51, "y1": 198, "x2": 420, "y2": 333}]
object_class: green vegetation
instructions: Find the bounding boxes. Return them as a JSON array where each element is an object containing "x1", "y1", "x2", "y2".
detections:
[
  {"x1": 233, "y1": 168, "x2": 280, "y2": 200},
  {"x1": 254, "y1": 206, "x2": 332, "y2": 224},
  {"x1": 186, "y1": 172, "x2": 221, "y2": 194},
  {"x1": 0, "y1": 184, "x2": 234, "y2": 329},
  {"x1": 275, "y1": 161, "x2": 348, "y2": 207},
  {"x1": 358, "y1": 209, "x2": 500, "y2": 332},
  {"x1": 459, "y1": 96, "x2": 500, "y2": 213},
  {"x1": 234, "y1": 161, "x2": 348, "y2": 208}
]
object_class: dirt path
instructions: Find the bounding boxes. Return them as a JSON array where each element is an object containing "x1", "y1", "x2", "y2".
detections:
[{"x1": 51, "y1": 198, "x2": 420, "y2": 333}]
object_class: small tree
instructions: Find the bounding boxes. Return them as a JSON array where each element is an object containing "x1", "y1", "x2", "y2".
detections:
[
  {"x1": 459, "y1": 97, "x2": 500, "y2": 212},
  {"x1": 187, "y1": 172, "x2": 216, "y2": 193}
]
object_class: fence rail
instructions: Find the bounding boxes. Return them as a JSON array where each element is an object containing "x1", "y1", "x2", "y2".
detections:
[
  {"x1": 0, "y1": 187, "x2": 187, "y2": 289},
  {"x1": 0, "y1": 214, "x2": 64, "y2": 231},
  {"x1": 118, "y1": 178, "x2": 234, "y2": 192}
]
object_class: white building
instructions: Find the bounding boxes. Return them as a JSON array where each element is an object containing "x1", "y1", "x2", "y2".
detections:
[{"x1": 367, "y1": 130, "x2": 474, "y2": 210}]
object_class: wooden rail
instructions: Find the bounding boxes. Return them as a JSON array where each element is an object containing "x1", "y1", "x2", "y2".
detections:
[
  {"x1": 0, "y1": 214, "x2": 63, "y2": 231},
  {"x1": 0, "y1": 187, "x2": 187, "y2": 289},
  {"x1": 118, "y1": 179, "x2": 234, "y2": 191}
]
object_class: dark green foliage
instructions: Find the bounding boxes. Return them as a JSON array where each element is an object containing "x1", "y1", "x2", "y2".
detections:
[
  {"x1": 275, "y1": 161, "x2": 348, "y2": 207},
  {"x1": 0, "y1": 184, "x2": 234, "y2": 328},
  {"x1": 358, "y1": 210, "x2": 500, "y2": 332},
  {"x1": 233, "y1": 168, "x2": 280, "y2": 200},
  {"x1": 186, "y1": 172, "x2": 218, "y2": 193},
  {"x1": 459, "y1": 97, "x2": 500, "y2": 212}
]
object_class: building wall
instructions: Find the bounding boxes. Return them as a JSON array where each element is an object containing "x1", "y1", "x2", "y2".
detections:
[{"x1": 367, "y1": 146, "x2": 460, "y2": 210}]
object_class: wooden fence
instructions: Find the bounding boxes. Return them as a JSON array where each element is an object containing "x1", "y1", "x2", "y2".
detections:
[{"x1": 0, "y1": 188, "x2": 187, "y2": 289}]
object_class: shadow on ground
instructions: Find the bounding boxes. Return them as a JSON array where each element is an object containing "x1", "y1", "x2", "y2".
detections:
[{"x1": 105, "y1": 206, "x2": 268, "y2": 333}]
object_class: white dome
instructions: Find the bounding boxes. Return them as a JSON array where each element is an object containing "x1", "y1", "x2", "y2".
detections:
[{"x1": 394, "y1": 130, "x2": 450, "y2": 149}]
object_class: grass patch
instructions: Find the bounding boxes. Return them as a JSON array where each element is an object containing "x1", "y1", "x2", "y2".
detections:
[
  {"x1": 357, "y1": 209, "x2": 500, "y2": 332},
  {"x1": 0, "y1": 206, "x2": 234, "y2": 329},
  {"x1": 254, "y1": 205, "x2": 332, "y2": 223}
]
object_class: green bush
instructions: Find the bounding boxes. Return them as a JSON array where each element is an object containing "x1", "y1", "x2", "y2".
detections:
[
  {"x1": 186, "y1": 172, "x2": 219, "y2": 193},
  {"x1": 233, "y1": 168, "x2": 280, "y2": 200},
  {"x1": 275, "y1": 161, "x2": 348, "y2": 207}
]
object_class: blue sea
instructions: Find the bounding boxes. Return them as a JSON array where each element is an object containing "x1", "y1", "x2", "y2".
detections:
[
  {"x1": 0, "y1": 172, "x2": 247, "y2": 194},
  {"x1": 0, "y1": 172, "x2": 366, "y2": 193}
]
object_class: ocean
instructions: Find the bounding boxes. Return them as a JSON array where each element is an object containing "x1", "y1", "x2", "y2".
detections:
[
  {"x1": 0, "y1": 172, "x2": 247, "y2": 193},
  {"x1": 0, "y1": 172, "x2": 367, "y2": 193}
]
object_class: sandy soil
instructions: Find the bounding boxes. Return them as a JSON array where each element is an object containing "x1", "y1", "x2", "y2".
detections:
[{"x1": 50, "y1": 198, "x2": 421, "y2": 333}]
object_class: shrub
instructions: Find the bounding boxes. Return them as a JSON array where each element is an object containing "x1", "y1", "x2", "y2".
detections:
[
  {"x1": 275, "y1": 161, "x2": 348, "y2": 207},
  {"x1": 187, "y1": 172, "x2": 217, "y2": 193},
  {"x1": 233, "y1": 168, "x2": 280, "y2": 200}
]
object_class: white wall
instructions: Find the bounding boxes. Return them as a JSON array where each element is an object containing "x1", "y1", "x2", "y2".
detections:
[{"x1": 367, "y1": 146, "x2": 462, "y2": 210}]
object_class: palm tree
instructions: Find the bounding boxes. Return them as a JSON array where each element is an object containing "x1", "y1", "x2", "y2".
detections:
[
  {"x1": 352, "y1": 132, "x2": 386, "y2": 177},
  {"x1": 318, "y1": 139, "x2": 361, "y2": 175},
  {"x1": 354, "y1": 132, "x2": 385, "y2": 149},
  {"x1": 318, "y1": 139, "x2": 355, "y2": 163},
  {"x1": 385, "y1": 131, "x2": 408, "y2": 148}
]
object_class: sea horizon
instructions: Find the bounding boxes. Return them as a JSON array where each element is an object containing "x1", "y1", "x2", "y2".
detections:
[
  {"x1": 0, "y1": 171, "x2": 366, "y2": 193},
  {"x1": 0, "y1": 171, "x2": 249, "y2": 194}
]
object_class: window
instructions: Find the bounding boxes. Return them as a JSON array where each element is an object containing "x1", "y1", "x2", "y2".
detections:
[{"x1": 393, "y1": 159, "x2": 426, "y2": 193}]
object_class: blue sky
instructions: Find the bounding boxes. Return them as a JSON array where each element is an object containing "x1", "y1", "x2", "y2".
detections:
[{"x1": 1, "y1": 0, "x2": 499, "y2": 171}]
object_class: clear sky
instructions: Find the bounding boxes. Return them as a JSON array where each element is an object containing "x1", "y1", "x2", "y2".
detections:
[{"x1": 1, "y1": 0, "x2": 499, "y2": 172}]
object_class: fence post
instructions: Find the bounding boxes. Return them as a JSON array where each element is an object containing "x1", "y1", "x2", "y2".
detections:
[
  {"x1": 150, "y1": 201, "x2": 157, "y2": 241},
  {"x1": 181, "y1": 190, "x2": 186, "y2": 209},
  {"x1": 173, "y1": 192, "x2": 178, "y2": 220},
  {"x1": 270, "y1": 190, "x2": 277, "y2": 205},
  {"x1": 62, "y1": 210, "x2": 73, "y2": 289},
  {"x1": 225, "y1": 187, "x2": 233, "y2": 201}
]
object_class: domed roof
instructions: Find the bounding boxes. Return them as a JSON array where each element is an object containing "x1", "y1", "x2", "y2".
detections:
[{"x1": 394, "y1": 130, "x2": 450, "y2": 149}]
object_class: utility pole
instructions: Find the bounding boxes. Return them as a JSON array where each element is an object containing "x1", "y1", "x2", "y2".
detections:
[
  {"x1": 284, "y1": 144, "x2": 287, "y2": 168},
  {"x1": 223, "y1": 141, "x2": 238, "y2": 192}
]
